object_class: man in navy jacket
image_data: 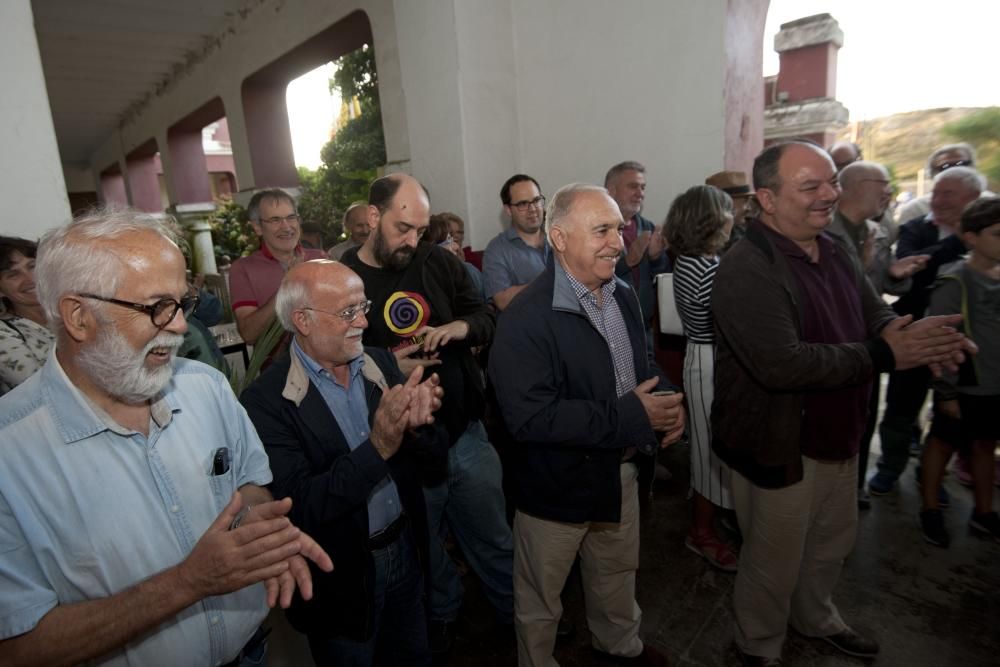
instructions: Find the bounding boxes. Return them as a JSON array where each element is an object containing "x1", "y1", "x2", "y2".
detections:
[
  {"x1": 490, "y1": 183, "x2": 685, "y2": 667},
  {"x1": 241, "y1": 260, "x2": 446, "y2": 666}
]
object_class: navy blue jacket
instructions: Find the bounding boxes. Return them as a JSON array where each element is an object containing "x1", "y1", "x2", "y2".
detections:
[
  {"x1": 893, "y1": 214, "x2": 967, "y2": 318},
  {"x1": 240, "y1": 347, "x2": 447, "y2": 640},
  {"x1": 488, "y1": 262, "x2": 670, "y2": 523}
]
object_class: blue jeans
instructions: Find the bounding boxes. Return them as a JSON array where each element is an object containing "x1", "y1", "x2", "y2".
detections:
[
  {"x1": 424, "y1": 420, "x2": 514, "y2": 623},
  {"x1": 307, "y1": 531, "x2": 430, "y2": 666}
]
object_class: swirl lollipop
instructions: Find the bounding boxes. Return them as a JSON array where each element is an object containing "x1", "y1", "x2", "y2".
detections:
[{"x1": 384, "y1": 291, "x2": 431, "y2": 336}]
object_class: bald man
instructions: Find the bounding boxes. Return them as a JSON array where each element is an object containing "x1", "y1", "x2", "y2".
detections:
[{"x1": 241, "y1": 259, "x2": 445, "y2": 665}]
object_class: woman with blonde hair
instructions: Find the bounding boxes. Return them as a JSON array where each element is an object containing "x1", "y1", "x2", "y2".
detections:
[{"x1": 664, "y1": 185, "x2": 737, "y2": 570}]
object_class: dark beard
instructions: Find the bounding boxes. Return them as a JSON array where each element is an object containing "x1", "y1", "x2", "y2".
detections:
[{"x1": 373, "y1": 227, "x2": 416, "y2": 271}]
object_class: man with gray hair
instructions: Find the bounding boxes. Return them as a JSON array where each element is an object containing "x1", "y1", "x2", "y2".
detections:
[
  {"x1": 490, "y1": 183, "x2": 685, "y2": 666},
  {"x1": 895, "y1": 143, "x2": 988, "y2": 226},
  {"x1": 328, "y1": 201, "x2": 372, "y2": 260},
  {"x1": 0, "y1": 208, "x2": 332, "y2": 666},
  {"x1": 230, "y1": 188, "x2": 327, "y2": 344},
  {"x1": 605, "y1": 161, "x2": 669, "y2": 325},
  {"x1": 240, "y1": 259, "x2": 445, "y2": 665},
  {"x1": 870, "y1": 165, "x2": 985, "y2": 497}
]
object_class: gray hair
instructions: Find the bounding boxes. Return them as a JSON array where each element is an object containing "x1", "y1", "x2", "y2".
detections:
[
  {"x1": 342, "y1": 201, "x2": 368, "y2": 226},
  {"x1": 928, "y1": 143, "x2": 977, "y2": 172},
  {"x1": 275, "y1": 273, "x2": 312, "y2": 332},
  {"x1": 36, "y1": 206, "x2": 181, "y2": 331},
  {"x1": 604, "y1": 161, "x2": 646, "y2": 188},
  {"x1": 545, "y1": 183, "x2": 609, "y2": 235},
  {"x1": 933, "y1": 165, "x2": 985, "y2": 195},
  {"x1": 247, "y1": 188, "x2": 297, "y2": 223}
]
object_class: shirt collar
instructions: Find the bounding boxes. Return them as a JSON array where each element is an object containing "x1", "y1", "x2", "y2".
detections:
[
  {"x1": 41, "y1": 348, "x2": 178, "y2": 445},
  {"x1": 755, "y1": 219, "x2": 837, "y2": 264},
  {"x1": 260, "y1": 242, "x2": 305, "y2": 262},
  {"x1": 292, "y1": 337, "x2": 364, "y2": 388},
  {"x1": 552, "y1": 258, "x2": 618, "y2": 313}
]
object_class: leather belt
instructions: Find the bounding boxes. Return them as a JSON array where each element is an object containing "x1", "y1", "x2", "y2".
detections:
[{"x1": 368, "y1": 513, "x2": 408, "y2": 551}]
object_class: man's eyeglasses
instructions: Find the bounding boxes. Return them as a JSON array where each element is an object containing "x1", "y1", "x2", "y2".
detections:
[
  {"x1": 258, "y1": 214, "x2": 301, "y2": 226},
  {"x1": 79, "y1": 293, "x2": 199, "y2": 329},
  {"x1": 510, "y1": 195, "x2": 546, "y2": 212},
  {"x1": 302, "y1": 299, "x2": 372, "y2": 324},
  {"x1": 933, "y1": 159, "x2": 971, "y2": 174}
]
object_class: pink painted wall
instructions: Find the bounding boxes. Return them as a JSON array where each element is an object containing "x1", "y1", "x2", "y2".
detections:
[
  {"x1": 100, "y1": 168, "x2": 127, "y2": 205},
  {"x1": 723, "y1": 0, "x2": 770, "y2": 174}
]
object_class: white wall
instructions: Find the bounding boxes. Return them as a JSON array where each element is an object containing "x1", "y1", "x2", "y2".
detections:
[
  {"x1": 512, "y1": 0, "x2": 728, "y2": 227},
  {"x1": 0, "y1": 0, "x2": 71, "y2": 238}
]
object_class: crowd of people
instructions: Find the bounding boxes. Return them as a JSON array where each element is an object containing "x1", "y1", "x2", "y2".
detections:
[{"x1": 0, "y1": 138, "x2": 995, "y2": 667}]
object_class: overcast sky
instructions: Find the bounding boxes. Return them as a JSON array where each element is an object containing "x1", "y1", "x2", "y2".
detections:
[{"x1": 764, "y1": 0, "x2": 1000, "y2": 120}]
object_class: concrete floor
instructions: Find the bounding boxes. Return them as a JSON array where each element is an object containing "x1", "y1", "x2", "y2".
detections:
[{"x1": 266, "y1": 440, "x2": 999, "y2": 667}]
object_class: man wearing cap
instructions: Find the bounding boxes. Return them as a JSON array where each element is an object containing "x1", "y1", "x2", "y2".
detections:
[{"x1": 705, "y1": 171, "x2": 755, "y2": 253}]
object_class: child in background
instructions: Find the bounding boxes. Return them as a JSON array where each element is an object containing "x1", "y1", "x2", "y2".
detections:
[{"x1": 919, "y1": 196, "x2": 1000, "y2": 547}]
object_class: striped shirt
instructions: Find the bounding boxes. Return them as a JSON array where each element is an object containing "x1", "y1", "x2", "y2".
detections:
[{"x1": 672, "y1": 255, "x2": 719, "y2": 344}]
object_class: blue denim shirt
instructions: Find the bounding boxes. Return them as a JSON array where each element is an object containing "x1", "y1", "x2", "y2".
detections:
[
  {"x1": 292, "y1": 339, "x2": 402, "y2": 535},
  {"x1": 482, "y1": 227, "x2": 551, "y2": 300},
  {"x1": 0, "y1": 352, "x2": 271, "y2": 666}
]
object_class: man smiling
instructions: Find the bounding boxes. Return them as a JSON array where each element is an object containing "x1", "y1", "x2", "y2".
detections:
[
  {"x1": 0, "y1": 209, "x2": 331, "y2": 666},
  {"x1": 229, "y1": 188, "x2": 326, "y2": 344}
]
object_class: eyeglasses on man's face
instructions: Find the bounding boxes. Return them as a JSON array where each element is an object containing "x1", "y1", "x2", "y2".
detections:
[
  {"x1": 259, "y1": 213, "x2": 301, "y2": 226},
  {"x1": 79, "y1": 292, "x2": 199, "y2": 329},
  {"x1": 510, "y1": 195, "x2": 546, "y2": 212},
  {"x1": 302, "y1": 299, "x2": 372, "y2": 324}
]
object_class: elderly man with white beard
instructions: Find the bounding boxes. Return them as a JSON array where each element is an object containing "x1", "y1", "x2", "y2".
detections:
[{"x1": 0, "y1": 208, "x2": 332, "y2": 667}]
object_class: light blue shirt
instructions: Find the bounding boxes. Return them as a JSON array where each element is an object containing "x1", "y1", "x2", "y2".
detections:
[
  {"x1": 292, "y1": 339, "x2": 402, "y2": 535},
  {"x1": 482, "y1": 227, "x2": 551, "y2": 300},
  {"x1": 0, "y1": 352, "x2": 272, "y2": 666}
]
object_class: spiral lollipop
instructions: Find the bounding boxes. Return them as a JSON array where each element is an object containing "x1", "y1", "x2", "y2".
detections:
[{"x1": 384, "y1": 291, "x2": 431, "y2": 336}]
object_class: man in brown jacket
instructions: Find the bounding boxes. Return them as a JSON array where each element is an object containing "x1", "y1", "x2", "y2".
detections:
[{"x1": 711, "y1": 141, "x2": 974, "y2": 666}]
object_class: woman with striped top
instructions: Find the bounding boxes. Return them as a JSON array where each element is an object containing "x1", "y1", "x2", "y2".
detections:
[{"x1": 664, "y1": 185, "x2": 737, "y2": 571}]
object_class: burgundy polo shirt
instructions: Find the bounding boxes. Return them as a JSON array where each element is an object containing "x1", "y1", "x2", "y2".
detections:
[
  {"x1": 759, "y1": 222, "x2": 872, "y2": 461},
  {"x1": 229, "y1": 243, "x2": 326, "y2": 311}
]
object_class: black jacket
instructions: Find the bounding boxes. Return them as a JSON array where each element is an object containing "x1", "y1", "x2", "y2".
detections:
[
  {"x1": 240, "y1": 347, "x2": 446, "y2": 640},
  {"x1": 488, "y1": 262, "x2": 669, "y2": 523},
  {"x1": 893, "y1": 214, "x2": 967, "y2": 318}
]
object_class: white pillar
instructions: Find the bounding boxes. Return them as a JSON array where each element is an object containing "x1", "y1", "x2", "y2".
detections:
[{"x1": 0, "y1": 0, "x2": 71, "y2": 238}]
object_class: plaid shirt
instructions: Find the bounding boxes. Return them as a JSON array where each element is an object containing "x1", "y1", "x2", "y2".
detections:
[{"x1": 566, "y1": 273, "x2": 637, "y2": 398}]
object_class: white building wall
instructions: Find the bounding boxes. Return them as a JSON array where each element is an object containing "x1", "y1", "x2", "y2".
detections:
[{"x1": 0, "y1": 0, "x2": 71, "y2": 238}]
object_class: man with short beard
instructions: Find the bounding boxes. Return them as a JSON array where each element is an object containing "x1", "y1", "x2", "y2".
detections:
[
  {"x1": 341, "y1": 174, "x2": 514, "y2": 655},
  {"x1": 0, "y1": 209, "x2": 332, "y2": 667}
]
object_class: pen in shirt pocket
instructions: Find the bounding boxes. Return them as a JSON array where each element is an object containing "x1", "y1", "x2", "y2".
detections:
[{"x1": 212, "y1": 447, "x2": 231, "y2": 475}]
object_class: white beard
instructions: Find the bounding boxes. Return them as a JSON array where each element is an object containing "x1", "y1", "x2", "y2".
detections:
[{"x1": 78, "y1": 328, "x2": 184, "y2": 404}]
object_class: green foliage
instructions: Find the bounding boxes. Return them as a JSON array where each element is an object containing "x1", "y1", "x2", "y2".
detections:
[
  {"x1": 207, "y1": 196, "x2": 256, "y2": 260},
  {"x1": 296, "y1": 43, "x2": 385, "y2": 245},
  {"x1": 942, "y1": 107, "x2": 1000, "y2": 185}
]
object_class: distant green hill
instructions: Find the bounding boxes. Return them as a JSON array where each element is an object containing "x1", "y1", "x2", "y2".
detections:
[{"x1": 841, "y1": 107, "x2": 998, "y2": 195}]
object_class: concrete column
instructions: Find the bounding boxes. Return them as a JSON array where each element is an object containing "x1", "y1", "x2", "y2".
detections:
[
  {"x1": 100, "y1": 166, "x2": 129, "y2": 206},
  {"x1": 0, "y1": 0, "x2": 71, "y2": 237},
  {"x1": 125, "y1": 154, "x2": 163, "y2": 213},
  {"x1": 722, "y1": 0, "x2": 770, "y2": 173},
  {"x1": 392, "y1": 0, "x2": 519, "y2": 247},
  {"x1": 241, "y1": 81, "x2": 298, "y2": 189},
  {"x1": 167, "y1": 127, "x2": 213, "y2": 204},
  {"x1": 172, "y1": 203, "x2": 219, "y2": 275}
]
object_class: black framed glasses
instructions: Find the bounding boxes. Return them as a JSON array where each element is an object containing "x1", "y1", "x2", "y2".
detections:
[
  {"x1": 302, "y1": 299, "x2": 372, "y2": 324},
  {"x1": 79, "y1": 292, "x2": 199, "y2": 329},
  {"x1": 510, "y1": 195, "x2": 546, "y2": 211}
]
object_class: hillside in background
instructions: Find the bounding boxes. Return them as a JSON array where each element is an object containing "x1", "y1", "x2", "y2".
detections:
[{"x1": 840, "y1": 107, "x2": 998, "y2": 195}]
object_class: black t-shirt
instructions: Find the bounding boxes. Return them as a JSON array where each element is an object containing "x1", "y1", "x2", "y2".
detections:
[{"x1": 346, "y1": 250, "x2": 479, "y2": 445}]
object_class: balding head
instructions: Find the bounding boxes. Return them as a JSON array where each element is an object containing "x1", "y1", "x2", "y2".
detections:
[
  {"x1": 276, "y1": 259, "x2": 368, "y2": 369},
  {"x1": 931, "y1": 166, "x2": 984, "y2": 228},
  {"x1": 828, "y1": 141, "x2": 861, "y2": 172},
  {"x1": 364, "y1": 173, "x2": 432, "y2": 271},
  {"x1": 838, "y1": 161, "x2": 892, "y2": 222}
]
